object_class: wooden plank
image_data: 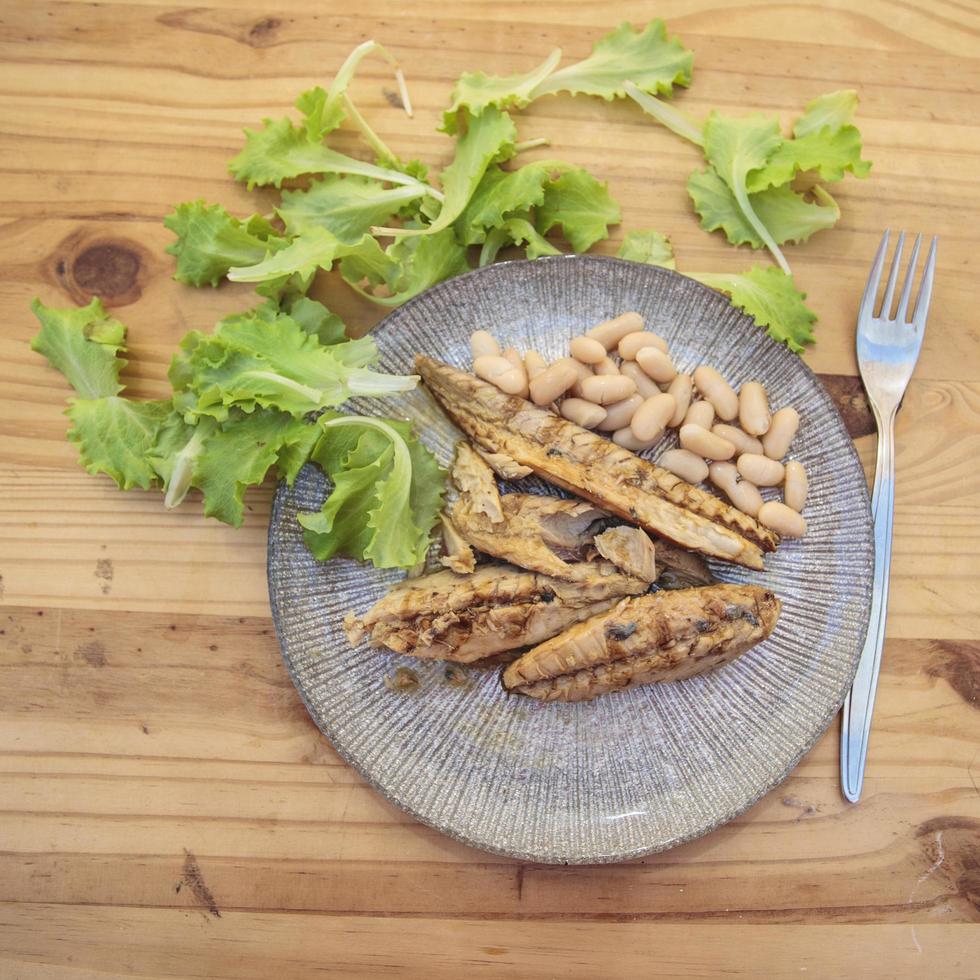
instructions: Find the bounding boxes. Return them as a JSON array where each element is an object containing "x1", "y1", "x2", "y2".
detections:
[{"x1": 1, "y1": 905, "x2": 977, "y2": 979}]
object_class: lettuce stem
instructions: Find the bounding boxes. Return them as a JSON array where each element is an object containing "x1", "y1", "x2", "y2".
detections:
[{"x1": 623, "y1": 82, "x2": 704, "y2": 147}]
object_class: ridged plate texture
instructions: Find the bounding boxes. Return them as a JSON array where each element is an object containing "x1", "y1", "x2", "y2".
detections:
[{"x1": 268, "y1": 255, "x2": 873, "y2": 863}]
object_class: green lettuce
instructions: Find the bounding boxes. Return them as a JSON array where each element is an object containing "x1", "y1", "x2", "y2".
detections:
[
  {"x1": 616, "y1": 230, "x2": 675, "y2": 268},
  {"x1": 614, "y1": 231, "x2": 817, "y2": 352},
  {"x1": 68, "y1": 397, "x2": 176, "y2": 491},
  {"x1": 169, "y1": 306, "x2": 415, "y2": 418},
  {"x1": 479, "y1": 216, "x2": 562, "y2": 266},
  {"x1": 688, "y1": 170, "x2": 840, "y2": 248},
  {"x1": 277, "y1": 175, "x2": 427, "y2": 243},
  {"x1": 373, "y1": 107, "x2": 517, "y2": 238},
  {"x1": 442, "y1": 49, "x2": 562, "y2": 134},
  {"x1": 163, "y1": 201, "x2": 289, "y2": 287},
  {"x1": 30, "y1": 297, "x2": 127, "y2": 399},
  {"x1": 454, "y1": 160, "x2": 570, "y2": 245},
  {"x1": 229, "y1": 117, "x2": 436, "y2": 194},
  {"x1": 691, "y1": 266, "x2": 817, "y2": 353},
  {"x1": 298, "y1": 414, "x2": 445, "y2": 569},
  {"x1": 531, "y1": 20, "x2": 692, "y2": 101},
  {"x1": 340, "y1": 227, "x2": 471, "y2": 306},
  {"x1": 535, "y1": 169, "x2": 621, "y2": 251}
]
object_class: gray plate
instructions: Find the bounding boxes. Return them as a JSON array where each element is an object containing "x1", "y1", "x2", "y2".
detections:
[{"x1": 268, "y1": 255, "x2": 873, "y2": 864}]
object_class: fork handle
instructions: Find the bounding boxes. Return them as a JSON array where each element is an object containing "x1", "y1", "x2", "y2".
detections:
[{"x1": 840, "y1": 404, "x2": 897, "y2": 802}]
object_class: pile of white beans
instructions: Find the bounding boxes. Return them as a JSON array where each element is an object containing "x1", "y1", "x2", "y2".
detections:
[{"x1": 469, "y1": 312, "x2": 809, "y2": 539}]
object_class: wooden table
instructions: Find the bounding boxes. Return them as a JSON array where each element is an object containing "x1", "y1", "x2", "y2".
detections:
[{"x1": 2, "y1": 1, "x2": 979, "y2": 976}]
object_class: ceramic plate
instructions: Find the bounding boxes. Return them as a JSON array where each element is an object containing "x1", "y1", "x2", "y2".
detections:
[{"x1": 268, "y1": 255, "x2": 873, "y2": 863}]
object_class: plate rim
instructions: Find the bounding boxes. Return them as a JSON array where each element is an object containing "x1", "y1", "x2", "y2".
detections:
[{"x1": 267, "y1": 253, "x2": 874, "y2": 863}]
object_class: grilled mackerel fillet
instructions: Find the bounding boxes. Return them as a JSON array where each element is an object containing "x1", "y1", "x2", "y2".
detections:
[
  {"x1": 344, "y1": 562, "x2": 647, "y2": 663},
  {"x1": 450, "y1": 442, "x2": 609, "y2": 581},
  {"x1": 417, "y1": 356, "x2": 777, "y2": 569},
  {"x1": 503, "y1": 584, "x2": 780, "y2": 701}
]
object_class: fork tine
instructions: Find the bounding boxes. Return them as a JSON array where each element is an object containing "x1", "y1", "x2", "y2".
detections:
[
  {"x1": 913, "y1": 236, "x2": 938, "y2": 329},
  {"x1": 878, "y1": 230, "x2": 905, "y2": 319},
  {"x1": 858, "y1": 230, "x2": 890, "y2": 323},
  {"x1": 895, "y1": 233, "x2": 922, "y2": 324}
]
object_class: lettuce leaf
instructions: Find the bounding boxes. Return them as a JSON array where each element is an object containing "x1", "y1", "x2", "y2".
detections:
[
  {"x1": 298, "y1": 414, "x2": 445, "y2": 570},
  {"x1": 442, "y1": 49, "x2": 562, "y2": 134},
  {"x1": 340, "y1": 227, "x2": 471, "y2": 306},
  {"x1": 535, "y1": 169, "x2": 620, "y2": 251},
  {"x1": 479, "y1": 216, "x2": 562, "y2": 265},
  {"x1": 454, "y1": 160, "x2": 571, "y2": 245},
  {"x1": 689, "y1": 169, "x2": 840, "y2": 247},
  {"x1": 699, "y1": 112, "x2": 790, "y2": 273},
  {"x1": 746, "y1": 124, "x2": 871, "y2": 192},
  {"x1": 531, "y1": 20, "x2": 692, "y2": 101},
  {"x1": 277, "y1": 175, "x2": 427, "y2": 243},
  {"x1": 691, "y1": 266, "x2": 817, "y2": 353},
  {"x1": 158, "y1": 410, "x2": 319, "y2": 525},
  {"x1": 67, "y1": 397, "x2": 175, "y2": 490},
  {"x1": 616, "y1": 229, "x2": 675, "y2": 268},
  {"x1": 373, "y1": 107, "x2": 517, "y2": 237},
  {"x1": 229, "y1": 117, "x2": 435, "y2": 193},
  {"x1": 283, "y1": 296, "x2": 348, "y2": 346},
  {"x1": 31, "y1": 297, "x2": 127, "y2": 399},
  {"x1": 163, "y1": 201, "x2": 288, "y2": 287},
  {"x1": 169, "y1": 307, "x2": 414, "y2": 418}
]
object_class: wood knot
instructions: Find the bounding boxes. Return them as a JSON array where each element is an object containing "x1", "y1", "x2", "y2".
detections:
[
  {"x1": 47, "y1": 230, "x2": 149, "y2": 307},
  {"x1": 73, "y1": 244, "x2": 140, "y2": 297},
  {"x1": 246, "y1": 16, "x2": 281, "y2": 45},
  {"x1": 816, "y1": 373, "x2": 876, "y2": 440}
]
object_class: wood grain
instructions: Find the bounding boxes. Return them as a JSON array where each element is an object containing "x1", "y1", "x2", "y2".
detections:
[{"x1": 2, "y1": 1, "x2": 980, "y2": 976}]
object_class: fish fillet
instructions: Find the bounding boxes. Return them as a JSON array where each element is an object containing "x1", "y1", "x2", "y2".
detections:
[
  {"x1": 450, "y1": 442, "x2": 608, "y2": 581},
  {"x1": 344, "y1": 562, "x2": 647, "y2": 663},
  {"x1": 417, "y1": 356, "x2": 777, "y2": 569},
  {"x1": 503, "y1": 584, "x2": 781, "y2": 701}
]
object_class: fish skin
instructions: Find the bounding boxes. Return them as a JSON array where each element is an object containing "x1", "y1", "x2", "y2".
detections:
[
  {"x1": 345, "y1": 562, "x2": 647, "y2": 663},
  {"x1": 503, "y1": 584, "x2": 781, "y2": 701},
  {"x1": 417, "y1": 357, "x2": 776, "y2": 569}
]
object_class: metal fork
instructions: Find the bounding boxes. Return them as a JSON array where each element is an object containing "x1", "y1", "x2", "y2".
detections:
[{"x1": 840, "y1": 230, "x2": 938, "y2": 802}]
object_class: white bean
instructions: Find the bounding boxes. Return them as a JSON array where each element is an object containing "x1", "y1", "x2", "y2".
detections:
[
  {"x1": 596, "y1": 394, "x2": 643, "y2": 432},
  {"x1": 569, "y1": 335, "x2": 607, "y2": 365},
  {"x1": 783, "y1": 460, "x2": 808, "y2": 512},
  {"x1": 667, "y1": 374, "x2": 693, "y2": 427},
  {"x1": 618, "y1": 331, "x2": 668, "y2": 360},
  {"x1": 635, "y1": 346, "x2": 677, "y2": 384},
  {"x1": 712, "y1": 424, "x2": 763, "y2": 457},
  {"x1": 560, "y1": 397, "x2": 607, "y2": 429},
  {"x1": 763, "y1": 406, "x2": 800, "y2": 460},
  {"x1": 553, "y1": 357, "x2": 593, "y2": 398},
  {"x1": 679, "y1": 423, "x2": 736, "y2": 461},
  {"x1": 501, "y1": 347, "x2": 529, "y2": 397},
  {"x1": 739, "y1": 382, "x2": 771, "y2": 436},
  {"x1": 684, "y1": 400, "x2": 715, "y2": 430},
  {"x1": 473, "y1": 355, "x2": 528, "y2": 395},
  {"x1": 693, "y1": 366, "x2": 739, "y2": 421},
  {"x1": 620, "y1": 361, "x2": 661, "y2": 399},
  {"x1": 759, "y1": 500, "x2": 807, "y2": 538},
  {"x1": 594, "y1": 356, "x2": 620, "y2": 376},
  {"x1": 586, "y1": 312, "x2": 644, "y2": 350},
  {"x1": 737, "y1": 453, "x2": 785, "y2": 487},
  {"x1": 524, "y1": 350, "x2": 548, "y2": 381},
  {"x1": 470, "y1": 330, "x2": 500, "y2": 361},
  {"x1": 529, "y1": 362, "x2": 579, "y2": 405},
  {"x1": 612, "y1": 426, "x2": 658, "y2": 452},
  {"x1": 630, "y1": 393, "x2": 676, "y2": 442},
  {"x1": 658, "y1": 448, "x2": 708, "y2": 484},
  {"x1": 580, "y1": 374, "x2": 637, "y2": 405},
  {"x1": 708, "y1": 462, "x2": 764, "y2": 518}
]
